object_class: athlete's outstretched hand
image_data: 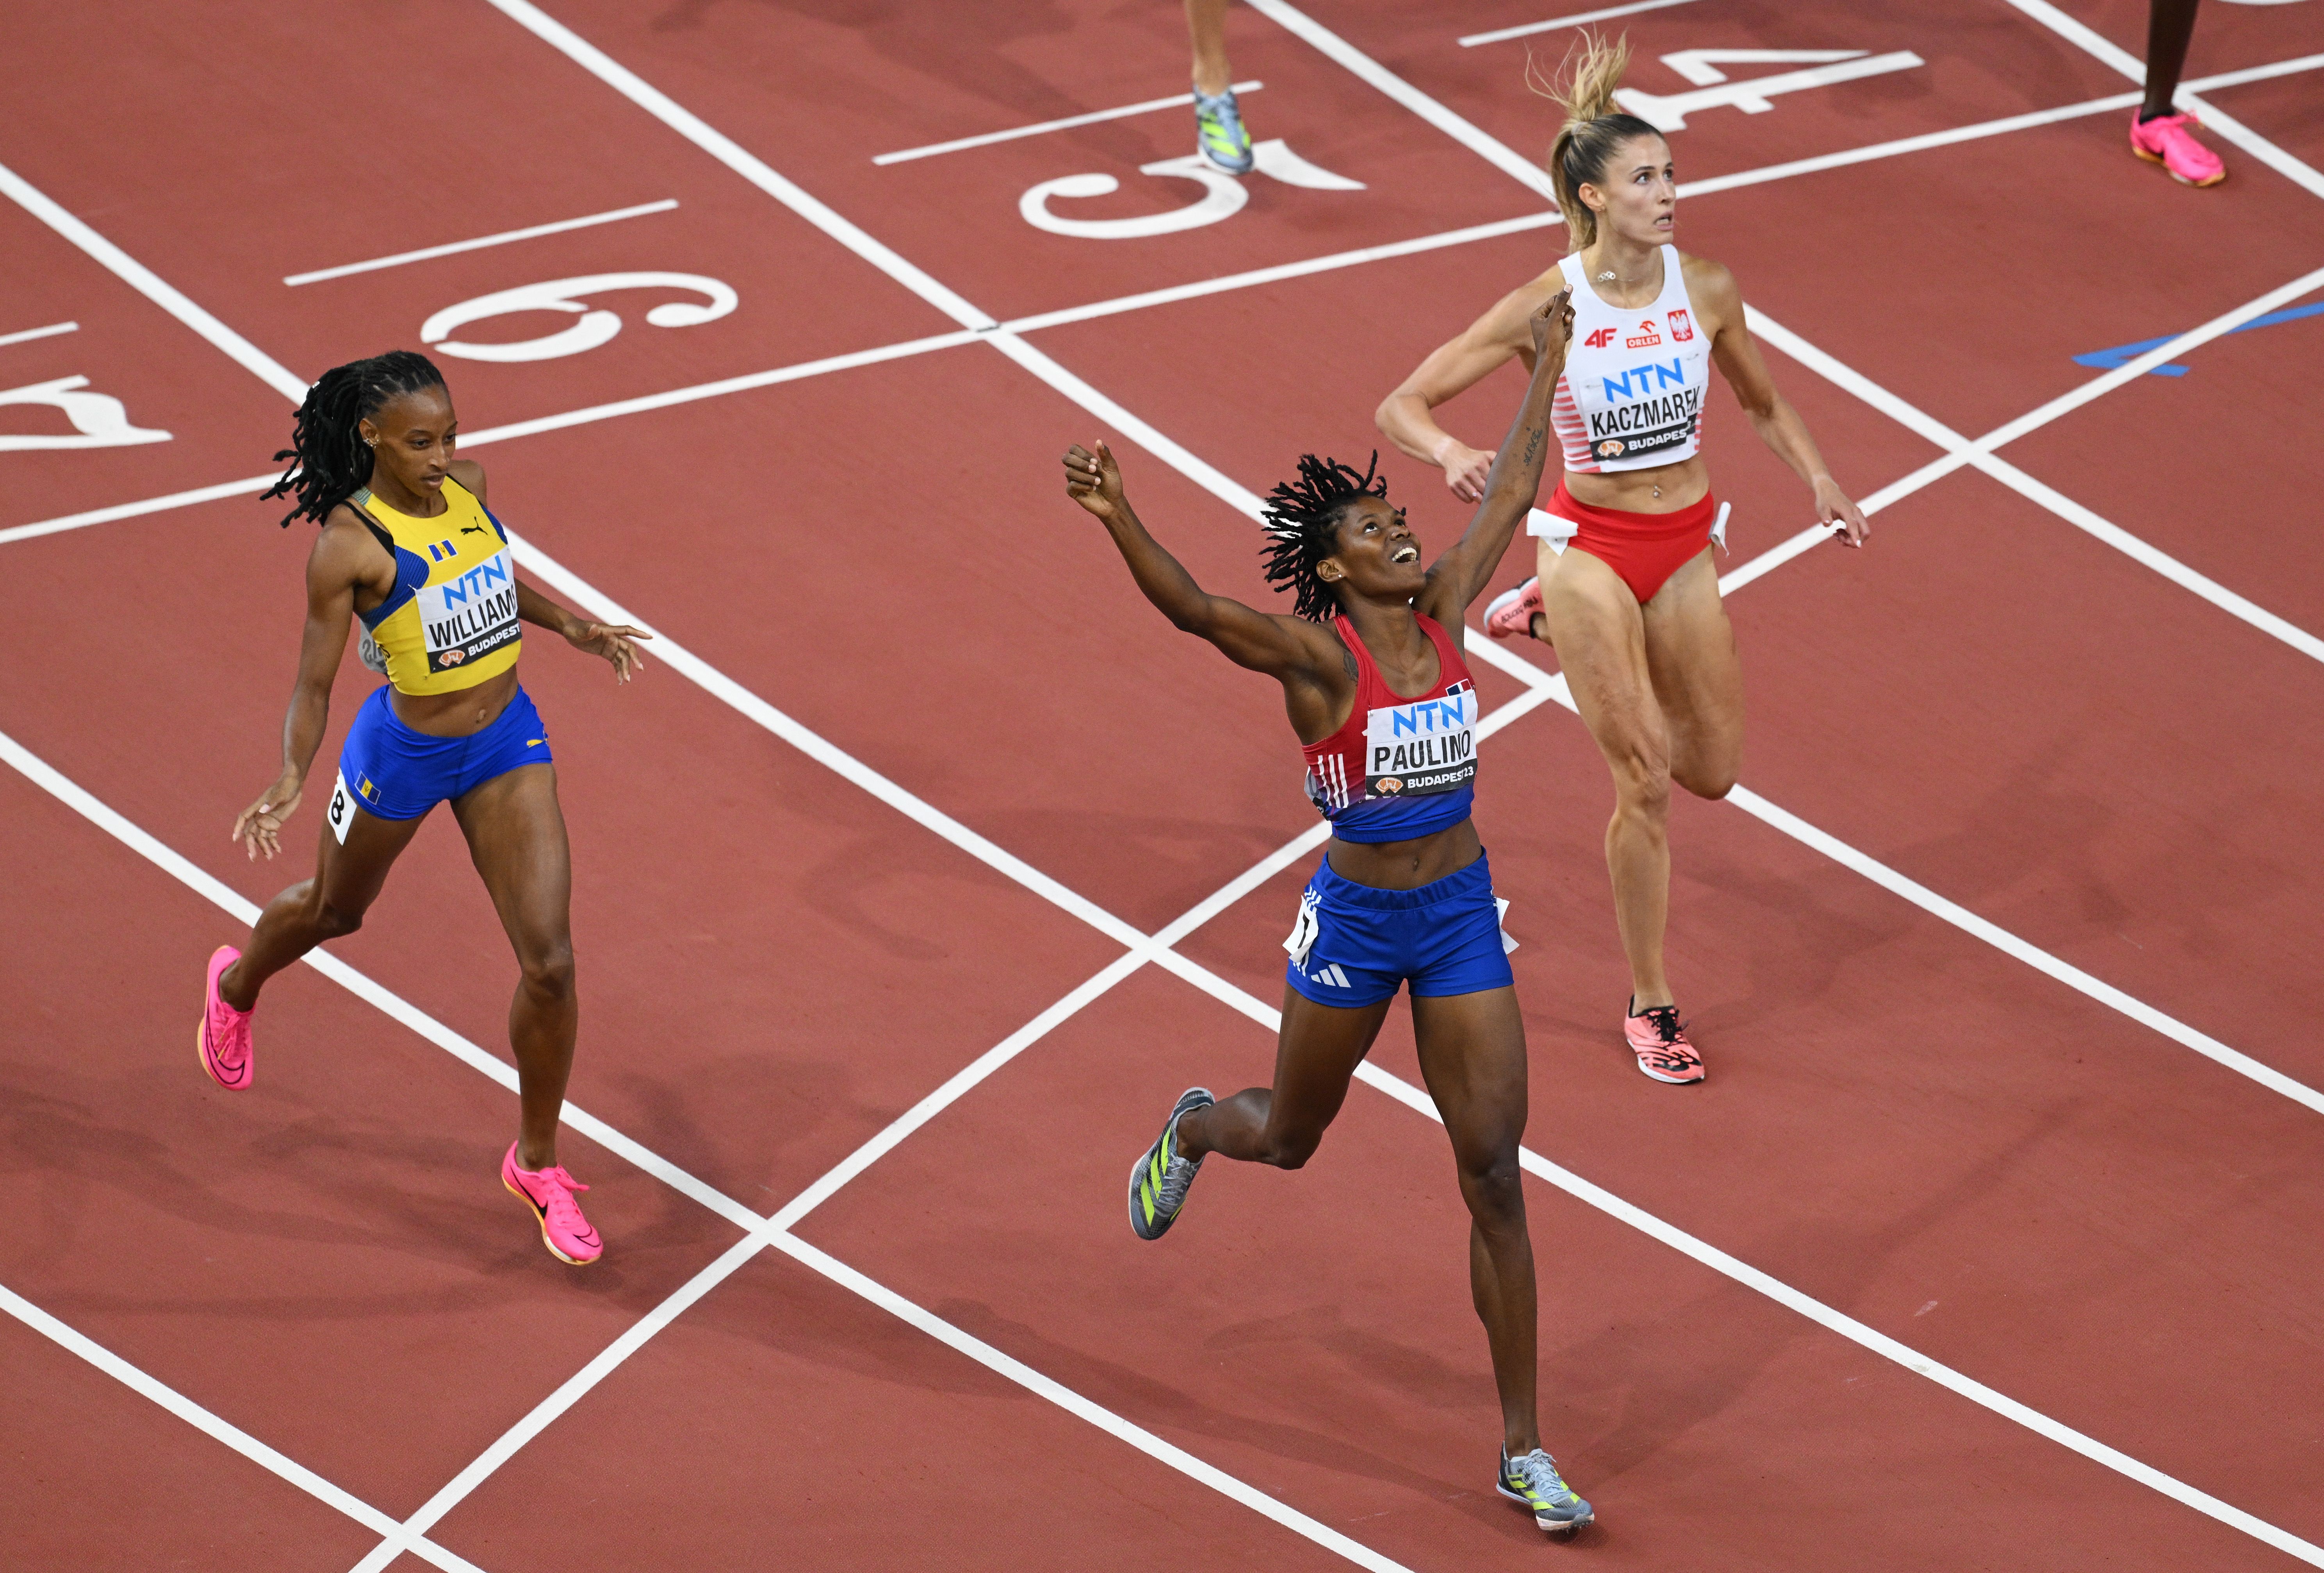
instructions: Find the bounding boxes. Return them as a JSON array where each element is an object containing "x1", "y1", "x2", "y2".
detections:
[
  {"x1": 1063, "y1": 440, "x2": 1129, "y2": 525},
  {"x1": 566, "y1": 620, "x2": 652, "y2": 683},
  {"x1": 1816, "y1": 478, "x2": 1870, "y2": 548},
  {"x1": 1529, "y1": 287, "x2": 1575, "y2": 363},
  {"x1": 232, "y1": 772, "x2": 304, "y2": 862}
]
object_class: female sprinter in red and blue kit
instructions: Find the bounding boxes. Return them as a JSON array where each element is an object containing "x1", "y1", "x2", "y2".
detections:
[
  {"x1": 1378, "y1": 36, "x2": 1868, "y2": 1085},
  {"x1": 196, "y1": 351, "x2": 648, "y2": 1266},
  {"x1": 1065, "y1": 294, "x2": 1599, "y2": 1536}
]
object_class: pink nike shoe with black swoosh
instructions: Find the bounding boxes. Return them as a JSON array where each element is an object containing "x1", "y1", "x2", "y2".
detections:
[
  {"x1": 197, "y1": 946, "x2": 254, "y2": 1090},
  {"x1": 502, "y1": 1142, "x2": 602, "y2": 1265}
]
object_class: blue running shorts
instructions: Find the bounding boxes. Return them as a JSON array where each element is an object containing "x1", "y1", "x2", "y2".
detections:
[
  {"x1": 324, "y1": 684, "x2": 552, "y2": 839},
  {"x1": 1281, "y1": 849, "x2": 1515, "y2": 1008}
]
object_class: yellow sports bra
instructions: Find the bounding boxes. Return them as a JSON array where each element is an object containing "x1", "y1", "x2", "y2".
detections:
[{"x1": 351, "y1": 477, "x2": 522, "y2": 696}]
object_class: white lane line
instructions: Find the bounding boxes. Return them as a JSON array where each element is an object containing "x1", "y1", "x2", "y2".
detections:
[
  {"x1": 22, "y1": 6, "x2": 2314, "y2": 1555},
  {"x1": 0, "y1": 472, "x2": 277, "y2": 547},
  {"x1": 1677, "y1": 52, "x2": 2324, "y2": 201},
  {"x1": 1458, "y1": 631, "x2": 2324, "y2": 1118},
  {"x1": 0, "y1": 721, "x2": 1422, "y2": 1573},
  {"x1": 873, "y1": 82, "x2": 1264, "y2": 165},
  {"x1": 0, "y1": 159, "x2": 307, "y2": 402},
  {"x1": 0, "y1": 331, "x2": 980, "y2": 548},
  {"x1": 15, "y1": 51, "x2": 2320, "y2": 550},
  {"x1": 2000, "y1": 0, "x2": 2324, "y2": 201},
  {"x1": 0, "y1": 319, "x2": 78, "y2": 348},
  {"x1": 1461, "y1": 0, "x2": 1701, "y2": 48},
  {"x1": 283, "y1": 200, "x2": 679, "y2": 286},
  {"x1": 1242, "y1": 0, "x2": 1559, "y2": 199},
  {"x1": 1345, "y1": 1063, "x2": 2324, "y2": 1569},
  {"x1": 0, "y1": 1280, "x2": 488, "y2": 1573},
  {"x1": 1239, "y1": 0, "x2": 2324, "y2": 662},
  {"x1": 503, "y1": 530, "x2": 1144, "y2": 951},
  {"x1": 768, "y1": 1231, "x2": 1416, "y2": 1573},
  {"x1": 1743, "y1": 288, "x2": 2324, "y2": 664},
  {"x1": 479, "y1": 0, "x2": 993, "y2": 331},
  {"x1": 1246, "y1": 0, "x2": 2324, "y2": 1106},
  {"x1": 999, "y1": 211, "x2": 1564, "y2": 334}
]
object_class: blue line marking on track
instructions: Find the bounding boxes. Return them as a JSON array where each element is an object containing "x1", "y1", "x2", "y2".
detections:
[{"x1": 2073, "y1": 301, "x2": 2324, "y2": 376}]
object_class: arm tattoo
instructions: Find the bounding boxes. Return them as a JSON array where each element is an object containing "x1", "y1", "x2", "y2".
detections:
[{"x1": 1522, "y1": 424, "x2": 1543, "y2": 465}]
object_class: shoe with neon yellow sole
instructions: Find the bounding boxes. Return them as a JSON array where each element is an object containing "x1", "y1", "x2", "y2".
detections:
[
  {"x1": 1128, "y1": 1087, "x2": 1214, "y2": 1240},
  {"x1": 1193, "y1": 86, "x2": 1254, "y2": 175},
  {"x1": 2130, "y1": 109, "x2": 2224, "y2": 187},
  {"x1": 502, "y1": 1142, "x2": 602, "y2": 1265},
  {"x1": 1499, "y1": 1447, "x2": 1593, "y2": 1533},
  {"x1": 1625, "y1": 998, "x2": 1704, "y2": 1084},
  {"x1": 197, "y1": 946, "x2": 253, "y2": 1090}
]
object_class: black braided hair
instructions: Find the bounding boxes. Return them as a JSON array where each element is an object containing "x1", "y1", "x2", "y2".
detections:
[
  {"x1": 1259, "y1": 452, "x2": 1388, "y2": 623},
  {"x1": 262, "y1": 351, "x2": 447, "y2": 527}
]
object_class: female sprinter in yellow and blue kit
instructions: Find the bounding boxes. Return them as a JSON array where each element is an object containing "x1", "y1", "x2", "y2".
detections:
[{"x1": 197, "y1": 351, "x2": 648, "y2": 1266}]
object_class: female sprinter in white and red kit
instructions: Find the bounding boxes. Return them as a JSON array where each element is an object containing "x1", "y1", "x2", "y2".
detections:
[
  {"x1": 1378, "y1": 34, "x2": 1868, "y2": 1085},
  {"x1": 1066, "y1": 296, "x2": 1601, "y2": 1537}
]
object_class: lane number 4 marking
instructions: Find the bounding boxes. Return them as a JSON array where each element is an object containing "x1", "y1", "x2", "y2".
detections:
[{"x1": 1616, "y1": 48, "x2": 1926, "y2": 132}]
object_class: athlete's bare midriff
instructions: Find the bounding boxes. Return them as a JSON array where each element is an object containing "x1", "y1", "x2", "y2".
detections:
[
  {"x1": 387, "y1": 665, "x2": 520, "y2": 737},
  {"x1": 1560, "y1": 456, "x2": 1710, "y2": 515},
  {"x1": 1326, "y1": 815, "x2": 1483, "y2": 891}
]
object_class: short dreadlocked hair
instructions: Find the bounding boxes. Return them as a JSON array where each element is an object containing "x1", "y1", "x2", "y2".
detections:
[
  {"x1": 1260, "y1": 452, "x2": 1389, "y2": 622},
  {"x1": 263, "y1": 351, "x2": 448, "y2": 527}
]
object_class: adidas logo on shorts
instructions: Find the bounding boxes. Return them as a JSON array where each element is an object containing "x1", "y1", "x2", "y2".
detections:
[{"x1": 1306, "y1": 963, "x2": 1354, "y2": 989}]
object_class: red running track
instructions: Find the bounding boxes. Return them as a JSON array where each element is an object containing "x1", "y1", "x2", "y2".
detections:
[{"x1": 4, "y1": 1, "x2": 2323, "y2": 1569}]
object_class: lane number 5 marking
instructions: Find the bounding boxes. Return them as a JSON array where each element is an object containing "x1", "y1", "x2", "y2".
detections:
[{"x1": 1021, "y1": 139, "x2": 1363, "y2": 240}]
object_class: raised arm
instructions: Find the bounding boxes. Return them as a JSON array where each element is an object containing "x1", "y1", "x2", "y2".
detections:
[
  {"x1": 1062, "y1": 441, "x2": 1337, "y2": 683},
  {"x1": 1376, "y1": 278, "x2": 1552, "y2": 503},
  {"x1": 230, "y1": 516, "x2": 374, "y2": 860},
  {"x1": 1692, "y1": 261, "x2": 1869, "y2": 547},
  {"x1": 1417, "y1": 290, "x2": 1574, "y2": 625}
]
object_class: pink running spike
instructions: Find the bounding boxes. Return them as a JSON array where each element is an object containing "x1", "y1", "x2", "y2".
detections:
[
  {"x1": 1484, "y1": 578, "x2": 1545, "y2": 643},
  {"x1": 502, "y1": 1142, "x2": 603, "y2": 1265},
  {"x1": 197, "y1": 946, "x2": 253, "y2": 1090},
  {"x1": 2129, "y1": 111, "x2": 2225, "y2": 188},
  {"x1": 1625, "y1": 1000, "x2": 1704, "y2": 1084}
]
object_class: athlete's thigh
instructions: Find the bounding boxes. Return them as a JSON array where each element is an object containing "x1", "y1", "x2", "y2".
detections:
[
  {"x1": 312, "y1": 800, "x2": 429, "y2": 917},
  {"x1": 1408, "y1": 987, "x2": 1528, "y2": 1171},
  {"x1": 1267, "y1": 986, "x2": 1395, "y2": 1147},
  {"x1": 1638, "y1": 547, "x2": 1743, "y2": 794},
  {"x1": 1539, "y1": 543, "x2": 1665, "y2": 774},
  {"x1": 448, "y1": 764, "x2": 571, "y2": 944}
]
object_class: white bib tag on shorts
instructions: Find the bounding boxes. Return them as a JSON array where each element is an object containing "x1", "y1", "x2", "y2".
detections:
[
  {"x1": 1283, "y1": 889, "x2": 1322, "y2": 967},
  {"x1": 1496, "y1": 895, "x2": 1518, "y2": 955},
  {"x1": 326, "y1": 770, "x2": 356, "y2": 845}
]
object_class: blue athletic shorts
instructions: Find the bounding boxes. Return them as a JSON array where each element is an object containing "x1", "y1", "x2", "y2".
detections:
[
  {"x1": 1281, "y1": 849, "x2": 1515, "y2": 1008},
  {"x1": 326, "y1": 684, "x2": 552, "y2": 834}
]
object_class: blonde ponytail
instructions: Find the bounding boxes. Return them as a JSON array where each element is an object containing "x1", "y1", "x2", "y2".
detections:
[{"x1": 1531, "y1": 32, "x2": 1660, "y2": 249}]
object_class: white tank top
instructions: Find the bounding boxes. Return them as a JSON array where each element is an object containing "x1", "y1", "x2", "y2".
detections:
[{"x1": 1550, "y1": 246, "x2": 1711, "y2": 473}]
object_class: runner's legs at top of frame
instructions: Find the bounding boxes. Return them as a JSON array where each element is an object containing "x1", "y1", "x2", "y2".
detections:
[
  {"x1": 1187, "y1": 0, "x2": 1255, "y2": 173},
  {"x1": 2130, "y1": 0, "x2": 2226, "y2": 187}
]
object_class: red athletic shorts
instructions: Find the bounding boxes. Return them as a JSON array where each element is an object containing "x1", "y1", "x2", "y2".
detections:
[{"x1": 1533, "y1": 481, "x2": 1720, "y2": 605}]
